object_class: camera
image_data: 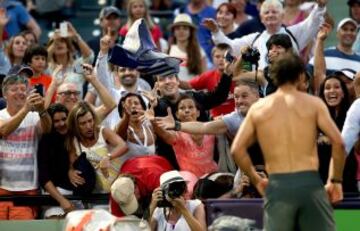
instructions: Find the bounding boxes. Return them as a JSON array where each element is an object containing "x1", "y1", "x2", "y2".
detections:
[
  {"x1": 157, "y1": 181, "x2": 186, "y2": 207},
  {"x1": 224, "y1": 50, "x2": 235, "y2": 63},
  {"x1": 242, "y1": 47, "x2": 260, "y2": 64}
]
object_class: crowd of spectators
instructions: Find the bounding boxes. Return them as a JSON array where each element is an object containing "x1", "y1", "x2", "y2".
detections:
[{"x1": 0, "y1": 0, "x2": 360, "y2": 230}]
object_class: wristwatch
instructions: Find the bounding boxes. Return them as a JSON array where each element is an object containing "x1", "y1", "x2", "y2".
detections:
[
  {"x1": 330, "y1": 178, "x2": 343, "y2": 184},
  {"x1": 174, "y1": 121, "x2": 181, "y2": 131}
]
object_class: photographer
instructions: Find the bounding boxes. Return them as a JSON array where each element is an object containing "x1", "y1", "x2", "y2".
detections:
[{"x1": 149, "y1": 170, "x2": 206, "y2": 231}]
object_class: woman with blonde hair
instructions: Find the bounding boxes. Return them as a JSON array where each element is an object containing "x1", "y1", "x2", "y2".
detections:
[
  {"x1": 47, "y1": 22, "x2": 94, "y2": 97},
  {"x1": 119, "y1": 0, "x2": 163, "y2": 49},
  {"x1": 168, "y1": 14, "x2": 207, "y2": 81},
  {"x1": 66, "y1": 101, "x2": 128, "y2": 193}
]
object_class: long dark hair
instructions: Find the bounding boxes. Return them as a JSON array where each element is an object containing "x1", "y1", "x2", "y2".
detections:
[
  {"x1": 319, "y1": 75, "x2": 350, "y2": 129},
  {"x1": 168, "y1": 26, "x2": 203, "y2": 75}
]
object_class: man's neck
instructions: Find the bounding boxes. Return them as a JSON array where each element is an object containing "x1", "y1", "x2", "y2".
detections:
[
  {"x1": 163, "y1": 92, "x2": 181, "y2": 104},
  {"x1": 277, "y1": 83, "x2": 298, "y2": 93},
  {"x1": 122, "y1": 83, "x2": 137, "y2": 93},
  {"x1": 337, "y1": 44, "x2": 354, "y2": 55},
  {"x1": 6, "y1": 105, "x2": 22, "y2": 116}
]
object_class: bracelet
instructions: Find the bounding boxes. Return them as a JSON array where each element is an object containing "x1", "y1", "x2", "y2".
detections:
[
  {"x1": 330, "y1": 178, "x2": 342, "y2": 184},
  {"x1": 174, "y1": 120, "x2": 181, "y2": 131},
  {"x1": 39, "y1": 110, "x2": 48, "y2": 117}
]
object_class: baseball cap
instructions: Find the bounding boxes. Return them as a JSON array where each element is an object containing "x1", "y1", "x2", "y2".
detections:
[
  {"x1": 99, "y1": 6, "x2": 121, "y2": 19},
  {"x1": 160, "y1": 170, "x2": 185, "y2": 187},
  {"x1": 334, "y1": 68, "x2": 356, "y2": 80},
  {"x1": 337, "y1": 18, "x2": 358, "y2": 31},
  {"x1": 8, "y1": 64, "x2": 34, "y2": 78},
  {"x1": 111, "y1": 177, "x2": 138, "y2": 215}
]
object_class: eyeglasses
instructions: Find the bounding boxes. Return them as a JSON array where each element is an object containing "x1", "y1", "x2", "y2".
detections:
[{"x1": 58, "y1": 91, "x2": 81, "y2": 97}]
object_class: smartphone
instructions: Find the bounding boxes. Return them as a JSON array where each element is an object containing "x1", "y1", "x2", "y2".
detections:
[
  {"x1": 60, "y1": 22, "x2": 68, "y2": 37},
  {"x1": 224, "y1": 50, "x2": 235, "y2": 63},
  {"x1": 73, "y1": 63, "x2": 84, "y2": 74},
  {"x1": 34, "y1": 84, "x2": 44, "y2": 96}
]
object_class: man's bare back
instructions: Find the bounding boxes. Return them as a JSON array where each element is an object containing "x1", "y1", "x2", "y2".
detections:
[{"x1": 251, "y1": 88, "x2": 321, "y2": 174}]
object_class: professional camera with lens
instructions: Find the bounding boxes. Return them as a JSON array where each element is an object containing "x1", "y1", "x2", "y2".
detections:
[
  {"x1": 242, "y1": 47, "x2": 260, "y2": 64},
  {"x1": 157, "y1": 181, "x2": 187, "y2": 208}
]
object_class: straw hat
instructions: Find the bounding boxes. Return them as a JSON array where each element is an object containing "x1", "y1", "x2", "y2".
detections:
[{"x1": 170, "y1": 14, "x2": 197, "y2": 30}]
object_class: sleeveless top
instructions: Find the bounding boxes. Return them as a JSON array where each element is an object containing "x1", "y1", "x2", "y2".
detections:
[
  {"x1": 74, "y1": 127, "x2": 121, "y2": 193},
  {"x1": 120, "y1": 122, "x2": 156, "y2": 165}
]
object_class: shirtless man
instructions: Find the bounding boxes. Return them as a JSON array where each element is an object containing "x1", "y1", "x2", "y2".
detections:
[{"x1": 231, "y1": 53, "x2": 345, "y2": 231}]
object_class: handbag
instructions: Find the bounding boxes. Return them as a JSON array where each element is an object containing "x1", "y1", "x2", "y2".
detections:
[{"x1": 72, "y1": 140, "x2": 96, "y2": 195}]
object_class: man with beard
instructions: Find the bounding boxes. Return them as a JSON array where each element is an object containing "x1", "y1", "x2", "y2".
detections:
[
  {"x1": 85, "y1": 31, "x2": 151, "y2": 129},
  {"x1": 308, "y1": 17, "x2": 360, "y2": 75}
]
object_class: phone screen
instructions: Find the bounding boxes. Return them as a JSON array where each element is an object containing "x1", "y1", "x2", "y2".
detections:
[
  {"x1": 60, "y1": 22, "x2": 68, "y2": 37},
  {"x1": 34, "y1": 84, "x2": 44, "y2": 96}
]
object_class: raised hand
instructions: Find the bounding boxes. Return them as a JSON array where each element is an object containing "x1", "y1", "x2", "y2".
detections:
[
  {"x1": 82, "y1": 63, "x2": 96, "y2": 82},
  {"x1": 25, "y1": 90, "x2": 45, "y2": 112},
  {"x1": 155, "y1": 107, "x2": 176, "y2": 130},
  {"x1": 317, "y1": 0, "x2": 327, "y2": 8},
  {"x1": 0, "y1": 8, "x2": 9, "y2": 27},
  {"x1": 141, "y1": 83, "x2": 159, "y2": 108},
  {"x1": 202, "y1": 18, "x2": 219, "y2": 33},
  {"x1": 317, "y1": 23, "x2": 331, "y2": 41},
  {"x1": 66, "y1": 21, "x2": 79, "y2": 38},
  {"x1": 100, "y1": 27, "x2": 112, "y2": 54}
]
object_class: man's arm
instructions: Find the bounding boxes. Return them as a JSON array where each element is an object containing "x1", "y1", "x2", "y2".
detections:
[
  {"x1": 0, "y1": 106, "x2": 29, "y2": 138},
  {"x1": 288, "y1": 1, "x2": 327, "y2": 51},
  {"x1": 193, "y1": 73, "x2": 232, "y2": 110},
  {"x1": 230, "y1": 107, "x2": 264, "y2": 194}
]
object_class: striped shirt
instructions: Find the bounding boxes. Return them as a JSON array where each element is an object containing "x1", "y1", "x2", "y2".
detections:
[
  {"x1": 308, "y1": 47, "x2": 360, "y2": 74},
  {"x1": 0, "y1": 109, "x2": 40, "y2": 191}
]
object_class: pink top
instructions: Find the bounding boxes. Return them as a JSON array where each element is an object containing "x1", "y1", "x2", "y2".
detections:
[{"x1": 172, "y1": 132, "x2": 218, "y2": 177}]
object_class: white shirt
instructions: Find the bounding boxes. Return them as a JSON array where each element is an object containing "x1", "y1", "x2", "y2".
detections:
[{"x1": 212, "y1": 4, "x2": 326, "y2": 69}]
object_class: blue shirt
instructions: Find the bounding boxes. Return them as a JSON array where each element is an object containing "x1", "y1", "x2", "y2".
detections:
[
  {"x1": 183, "y1": 5, "x2": 216, "y2": 62},
  {"x1": 0, "y1": 1, "x2": 31, "y2": 37},
  {"x1": 222, "y1": 110, "x2": 244, "y2": 136}
]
